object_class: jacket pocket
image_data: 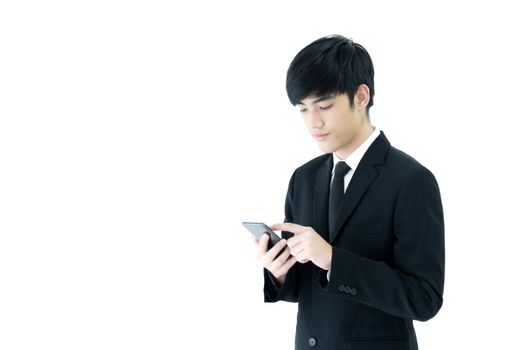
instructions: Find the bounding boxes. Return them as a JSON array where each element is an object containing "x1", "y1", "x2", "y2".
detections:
[{"x1": 347, "y1": 335, "x2": 409, "y2": 350}]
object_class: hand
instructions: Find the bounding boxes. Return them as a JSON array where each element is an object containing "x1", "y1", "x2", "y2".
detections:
[
  {"x1": 254, "y1": 234, "x2": 297, "y2": 282},
  {"x1": 271, "y1": 223, "x2": 332, "y2": 271}
]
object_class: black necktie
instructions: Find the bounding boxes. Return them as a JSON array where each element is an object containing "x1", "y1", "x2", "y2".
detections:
[{"x1": 329, "y1": 161, "x2": 351, "y2": 240}]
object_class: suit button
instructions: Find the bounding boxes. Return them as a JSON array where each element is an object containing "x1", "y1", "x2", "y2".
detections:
[
  {"x1": 308, "y1": 337, "x2": 317, "y2": 347},
  {"x1": 338, "y1": 284, "x2": 357, "y2": 295}
]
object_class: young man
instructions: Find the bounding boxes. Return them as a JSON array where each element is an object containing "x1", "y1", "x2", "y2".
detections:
[{"x1": 255, "y1": 35, "x2": 445, "y2": 350}]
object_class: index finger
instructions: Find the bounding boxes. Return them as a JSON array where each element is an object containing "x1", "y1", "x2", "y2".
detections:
[{"x1": 270, "y1": 222, "x2": 307, "y2": 234}]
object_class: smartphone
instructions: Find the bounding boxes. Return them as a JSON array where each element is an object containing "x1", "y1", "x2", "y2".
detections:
[{"x1": 242, "y1": 222, "x2": 281, "y2": 248}]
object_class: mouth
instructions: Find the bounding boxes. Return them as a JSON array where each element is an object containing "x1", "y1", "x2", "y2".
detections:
[{"x1": 313, "y1": 133, "x2": 329, "y2": 141}]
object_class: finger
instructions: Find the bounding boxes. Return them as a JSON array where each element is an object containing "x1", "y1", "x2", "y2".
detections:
[
  {"x1": 275, "y1": 255, "x2": 297, "y2": 276},
  {"x1": 270, "y1": 247, "x2": 294, "y2": 268},
  {"x1": 266, "y1": 246, "x2": 291, "y2": 272},
  {"x1": 256, "y1": 234, "x2": 269, "y2": 258},
  {"x1": 270, "y1": 222, "x2": 306, "y2": 234},
  {"x1": 294, "y1": 252, "x2": 308, "y2": 263},
  {"x1": 290, "y1": 245, "x2": 310, "y2": 265},
  {"x1": 274, "y1": 246, "x2": 292, "y2": 266},
  {"x1": 289, "y1": 241, "x2": 307, "y2": 258},
  {"x1": 262, "y1": 239, "x2": 287, "y2": 265},
  {"x1": 286, "y1": 235, "x2": 303, "y2": 249}
]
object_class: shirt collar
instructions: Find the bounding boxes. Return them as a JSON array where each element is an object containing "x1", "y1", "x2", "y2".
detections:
[{"x1": 332, "y1": 127, "x2": 381, "y2": 174}]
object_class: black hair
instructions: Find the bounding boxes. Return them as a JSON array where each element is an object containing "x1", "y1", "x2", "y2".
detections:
[{"x1": 286, "y1": 35, "x2": 375, "y2": 113}]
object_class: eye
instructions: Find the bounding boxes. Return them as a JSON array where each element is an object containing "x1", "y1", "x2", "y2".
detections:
[
  {"x1": 319, "y1": 104, "x2": 333, "y2": 110},
  {"x1": 299, "y1": 108, "x2": 307, "y2": 113}
]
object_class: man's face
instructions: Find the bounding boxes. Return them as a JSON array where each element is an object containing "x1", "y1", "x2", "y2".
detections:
[{"x1": 297, "y1": 92, "x2": 370, "y2": 159}]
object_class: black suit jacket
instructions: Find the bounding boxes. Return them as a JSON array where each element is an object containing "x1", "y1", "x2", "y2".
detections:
[{"x1": 264, "y1": 132, "x2": 445, "y2": 350}]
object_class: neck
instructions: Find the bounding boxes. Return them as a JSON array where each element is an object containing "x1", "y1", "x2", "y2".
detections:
[{"x1": 334, "y1": 123, "x2": 374, "y2": 160}]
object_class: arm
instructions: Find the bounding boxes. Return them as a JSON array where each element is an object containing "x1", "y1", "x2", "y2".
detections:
[
  {"x1": 263, "y1": 253, "x2": 299, "y2": 303},
  {"x1": 263, "y1": 170, "x2": 300, "y2": 303},
  {"x1": 326, "y1": 166, "x2": 445, "y2": 321}
]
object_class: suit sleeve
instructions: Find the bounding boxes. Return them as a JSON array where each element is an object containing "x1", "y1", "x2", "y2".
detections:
[
  {"x1": 263, "y1": 170, "x2": 300, "y2": 303},
  {"x1": 326, "y1": 166, "x2": 445, "y2": 321}
]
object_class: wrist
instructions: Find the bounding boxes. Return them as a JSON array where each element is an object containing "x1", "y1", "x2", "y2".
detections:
[
  {"x1": 276, "y1": 274, "x2": 286, "y2": 286},
  {"x1": 321, "y1": 245, "x2": 333, "y2": 271}
]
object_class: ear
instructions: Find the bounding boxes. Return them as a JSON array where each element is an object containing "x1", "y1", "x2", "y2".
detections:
[{"x1": 354, "y1": 84, "x2": 370, "y2": 111}]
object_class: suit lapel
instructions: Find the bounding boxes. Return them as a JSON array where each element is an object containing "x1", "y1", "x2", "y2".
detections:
[
  {"x1": 313, "y1": 155, "x2": 333, "y2": 240},
  {"x1": 329, "y1": 133, "x2": 390, "y2": 243}
]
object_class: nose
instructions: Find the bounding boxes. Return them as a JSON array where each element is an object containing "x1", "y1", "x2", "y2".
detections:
[{"x1": 303, "y1": 109, "x2": 324, "y2": 129}]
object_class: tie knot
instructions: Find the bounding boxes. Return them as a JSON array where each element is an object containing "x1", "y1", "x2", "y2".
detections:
[{"x1": 334, "y1": 161, "x2": 351, "y2": 179}]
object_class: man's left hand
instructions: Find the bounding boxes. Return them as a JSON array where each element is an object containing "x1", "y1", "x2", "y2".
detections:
[{"x1": 270, "y1": 223, "x2": 332, "y2": 271}]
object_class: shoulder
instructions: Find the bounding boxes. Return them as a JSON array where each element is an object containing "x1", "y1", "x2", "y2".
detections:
[
  {"x1": 387, "y1": 146, "x2": 422, "y2": 169},
  {"x1": 386, "y1": 146, "x2": 439, "y2": 188},
  {"x1": 293, "y1": 153, "x2": 331, "y2": 178}
]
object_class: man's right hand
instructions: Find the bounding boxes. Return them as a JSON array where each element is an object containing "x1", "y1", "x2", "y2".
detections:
[{"x1": 254, "y1": 234, "x2": 297, "y2": 286}]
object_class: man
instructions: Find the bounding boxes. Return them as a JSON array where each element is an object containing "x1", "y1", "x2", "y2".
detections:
[{"x1": 255, "y1": 35, "x2": 445, "y2": 350}]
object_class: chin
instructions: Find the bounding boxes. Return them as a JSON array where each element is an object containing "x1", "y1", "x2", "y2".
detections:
[{"x1": 318, "y1": 143, "x2": 336, "y2": 154}]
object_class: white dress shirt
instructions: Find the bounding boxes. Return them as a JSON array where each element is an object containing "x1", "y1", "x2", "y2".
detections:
[{"x1": 331, "y1": 127, "x2": 381, "y2": 192}]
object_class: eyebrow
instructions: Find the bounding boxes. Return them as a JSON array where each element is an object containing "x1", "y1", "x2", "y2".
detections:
[{"x1": 297, "y1": 94, "x2": 335, "y2": 105}]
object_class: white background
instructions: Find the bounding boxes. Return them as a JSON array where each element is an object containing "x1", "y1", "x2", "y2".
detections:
[{"x1": 1, "y1": 1, "x2": 523, "y2": 349}]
